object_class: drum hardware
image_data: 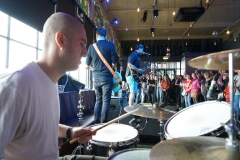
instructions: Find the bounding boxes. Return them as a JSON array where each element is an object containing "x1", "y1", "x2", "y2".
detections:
[
  {"x1": 108, "y1": 148, "x2": 151, "y2": 160},
  {"x1": 158, "y1": 119, "x2": 166, "y2": 141}
]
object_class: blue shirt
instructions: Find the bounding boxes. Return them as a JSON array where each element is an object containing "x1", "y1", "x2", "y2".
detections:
[
  {"x1": 125, "y1": 51, "x2": 141, "y2": 77},
  {"x1": 86, "y1": 40, "x2": 118, "y2": 80}
]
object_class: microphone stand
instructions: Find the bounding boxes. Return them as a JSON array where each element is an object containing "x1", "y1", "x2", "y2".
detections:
[{"x1": 224, "y1": 53, "x2": 239, "y2": 151}]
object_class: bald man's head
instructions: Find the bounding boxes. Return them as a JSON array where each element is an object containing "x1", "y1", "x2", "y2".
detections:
[{"x1": 42, "y1": 12, "x2": 83, "y2": 49}]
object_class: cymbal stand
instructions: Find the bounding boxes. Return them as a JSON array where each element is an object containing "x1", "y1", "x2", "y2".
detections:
[
  {"x1": 72, "y1": 94, "x2": 85, "y2": 155},
  {"x1": 158, "y1": 119, "x2": 166, "y2": 141},
  {"x1": 224, "y1": 53, "x2": 239, "y2": 151}
]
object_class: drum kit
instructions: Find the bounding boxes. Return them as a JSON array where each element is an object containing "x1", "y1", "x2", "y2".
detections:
[{"x1": 70, "y1": 49, "x2": 240, "y2": 159}]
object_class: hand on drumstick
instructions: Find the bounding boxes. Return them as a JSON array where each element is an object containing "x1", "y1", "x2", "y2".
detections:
[{"x1": 72, "y1": 127, "x2": 96, "y2": 144}]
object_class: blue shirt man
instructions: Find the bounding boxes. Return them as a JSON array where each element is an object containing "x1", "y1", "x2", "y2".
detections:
[
  {"x1": 86, "y1": 28, "x2": 118, "y2": 123},
  {"x1": 125, "y1": 44, "x2": 148, "y2": 106}
]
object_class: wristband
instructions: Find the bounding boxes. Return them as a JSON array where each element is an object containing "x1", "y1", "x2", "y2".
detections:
[{"x1": 66, "y1": 127, "x2": 73, "y2": 140}]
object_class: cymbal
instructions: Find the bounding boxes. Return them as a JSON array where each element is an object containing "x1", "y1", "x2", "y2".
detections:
[
  {"x1": 187, "y1": 49, "x2": 240, "y2": 70},
  {"x1": 149, "y1": 136, "x2": 240, "y2": 160},
  {"x1": 124, "y1": 104, "x2": 175, "y2": 119}
]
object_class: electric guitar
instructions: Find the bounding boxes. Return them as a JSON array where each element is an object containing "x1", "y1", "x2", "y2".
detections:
[{"x1": 130, "y1": 63, "x2": 151, "y2": 81}]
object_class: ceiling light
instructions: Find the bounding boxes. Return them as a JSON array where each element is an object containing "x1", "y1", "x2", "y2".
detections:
[
  {"x1": 212, "y1": 31, "x2": 218, "y2": 36},
  {"x1": 141, "y1": 11, "x2": 148, "y2": 22},
  {"x1": 188, "y1": 33, "x2": 190, "y2": 36},
  {"x1": 163, "y1": 56, "x2": 169, "y2": 60},
  {"x1": 173, "y1": 11, "x2": 175, "y2": 16},
  {"x1": 113, "y1": 18, "x2": 118, "y2": 24},
  {"x1": 153, "y1": 10, "x2": 159, "y2": 18},
  {"x1": 234, "y1": 38, "x2": 236, "y2": 41},
  {"x1": 137, "y1": 38, "x2": 139, "y2": 41},
  {"x1": 226, "y1": 30, "x2": 230, "y2": 34},
  {"x1": 126, "y1": 27, "x2": 128, "y2": 31},
  {"x1": 214, "y1": 41, "x2": 216, "y2": 45},
  {"x1": 168, "y1": 36, "x2": 170, "y2": 40},
  {"x1": 206, "y1": 0, "x2": 209, "y2": 3},
  {"x1": 150, "y1": 28, "x2": 155, "y2": 37},
  {"x1": 130, "y1": 47, "x2": 133, "y2": 50},
  {"x1": 186, "y1": 42, "x2": 188, "y2": 45},
  {"x1": 137, "y1": 7, "x2": 140, "y2": 12}
]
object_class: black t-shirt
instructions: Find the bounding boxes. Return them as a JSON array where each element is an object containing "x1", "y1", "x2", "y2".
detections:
[{"x1": 148, "y1": 79, "x2": 156, "y2": 91}]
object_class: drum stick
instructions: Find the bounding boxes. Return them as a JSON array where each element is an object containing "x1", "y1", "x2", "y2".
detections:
[{"x1": 69, "y1": 108, "x2": 138, "y2": 144}]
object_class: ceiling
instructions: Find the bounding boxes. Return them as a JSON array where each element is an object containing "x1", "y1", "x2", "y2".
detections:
[{"x1": 100, "y1": 0, "x2": 240, "y2": 41}]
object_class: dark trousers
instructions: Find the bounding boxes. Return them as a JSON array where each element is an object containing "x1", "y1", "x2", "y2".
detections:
[{"x1": 93, "y1": 79, "x2": 113, "y2": 123}]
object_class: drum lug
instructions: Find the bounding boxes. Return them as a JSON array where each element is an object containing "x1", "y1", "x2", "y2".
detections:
[{"x1": 86, "y1": 144, "x2": 92, "y2": 152}]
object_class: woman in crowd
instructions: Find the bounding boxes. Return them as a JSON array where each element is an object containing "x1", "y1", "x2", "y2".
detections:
[
  {"x1": 191, "y1": 73, "x2": 201, "y2": 104},
  {"x1": 183, "y1": 74, "x2": 192, "y2": 107},
  {"x1": 161, "y1": 75, "x2": 171, "y2": 106},
  {"x1": 156, "y1": 75, "x2": 163, "y2": 104},
  {"x1": 141, "y1": 76, "x2": 148, "y2": 103}
]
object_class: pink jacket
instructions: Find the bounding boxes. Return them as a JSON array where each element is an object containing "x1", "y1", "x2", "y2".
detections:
[{"x1": 191, "y1": 78, "x2": 200, "y2": 92}]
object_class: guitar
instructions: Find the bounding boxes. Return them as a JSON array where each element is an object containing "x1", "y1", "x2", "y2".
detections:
[
  {"x1": 112, "y1": 71, "x2": 122, "y2": 93},
  {"x1": 130, "y1": 63, "x2": 151, "y2": 81},
  {"x1": 86, "y1": 66, "x2": 122, "y2": 93}
]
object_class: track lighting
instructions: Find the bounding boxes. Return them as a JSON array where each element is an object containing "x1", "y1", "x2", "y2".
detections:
[
  {"x1": 150, "y1": 28, "x2": 155, "y2": 37},
  {"x1": 141, "y1": 11, "x2": 148, "y2": 22},
  {"x1": 153, "y1": 10, "x2": 159, "y2": 18},
  {"x1": 113, "y1": 18, "x2": 118, "y2": 24}
]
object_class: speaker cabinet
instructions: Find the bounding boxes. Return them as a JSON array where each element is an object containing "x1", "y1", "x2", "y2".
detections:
[{"x1": 108, "y1": 97, "x2": 122, "y2": 121}]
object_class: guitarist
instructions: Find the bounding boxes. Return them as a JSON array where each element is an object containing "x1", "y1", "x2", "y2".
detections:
[
  {"x1": 86, "y1": 28, "x2": 118, "y2": 124},
  {"x1": 125, "y1": 44, "x2": 149, "y2": 106},
  {"x1": 233, "y1": 70, "x2": 240, "y2": 125}
]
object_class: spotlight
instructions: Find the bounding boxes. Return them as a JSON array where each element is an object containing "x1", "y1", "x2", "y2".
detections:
[
  {"x1": 141, "y1": 11, "x2": 148, "y2": 22},
  {"x1": 113, "y1": 18, "x2": 118, "y2": 24},
  {"x1": 212, "y1": 31, "x2": 218, "y2": 36},
  {"x1": 150, "y1": 28, "x2": 155, "y2": 37},
  {"x1": 153, "y1": 10, "x2": 159, "y2": 18}
]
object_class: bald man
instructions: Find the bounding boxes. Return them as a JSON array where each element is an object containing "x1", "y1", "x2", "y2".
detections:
[{"x1": 0, "y1": 13, "x2": 106, "y2": 160}]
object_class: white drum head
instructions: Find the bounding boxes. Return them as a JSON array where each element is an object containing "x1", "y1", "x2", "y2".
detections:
[
  {"x1": 165, "y1": 101, "x2": 231, "y2": 139},
  {"x1": 92, "y1": 123, "x2": 138, "y2": 142}
]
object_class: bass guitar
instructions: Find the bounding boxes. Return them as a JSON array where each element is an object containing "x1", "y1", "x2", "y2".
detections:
[{"x1": 130, "y1": 63, "x2": 151, "y2": 81}]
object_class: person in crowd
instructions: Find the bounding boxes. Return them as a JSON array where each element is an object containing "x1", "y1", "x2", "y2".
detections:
[
  {"x1": 141, "y1": 76, "x2": 148, "y2": 103},
  {"x1": 191, "y1": 73, "x2": 201, "y2": 104},
  {"x1": 183, "y1": 74, "x2": 192, "y2": 107},
  {"x1": 121, "y1": 81, "x2": 129, "y2": 107},
  {"x1": 234, "y1": 70, "x2": 240, "y2": 125},
  {"x1": 86, "y1": 27, "x2": 118, "y2": 124},
  {"x1": 125, "y1": 44, "x2": 149, "y2": 106},
  {"x1": 179, "y1": 75, "x2": 186, "y2": 109},
  {"x1": 161, "y1": 75, "x2": 171, "y2": 106},
  {"x1": 203, "y1": 71, "x2": 212, "y2": 101},
  {"x1": 148, "y1": 72, "x2": 156, "y2": 104},
  {"x1": 0, "y1": 12, "x2": 107, "y2": 160},
  {"x1": 174, "y1": 75, "x2": 181, "y2": 107},
  {"x1": 156, "y1": 74, "x2": 163, "y2": 104}
]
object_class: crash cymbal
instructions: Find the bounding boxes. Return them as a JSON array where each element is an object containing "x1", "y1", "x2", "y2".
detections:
[
  {"x1": 149, "y1": 136, "x2": 240, "y2": 160},
  {"x1": 187, "y1": 49, "x2": 240, "y2": 70},
  {"x1": 124, "y1": 104, "x2": 175, "y2": 119}
]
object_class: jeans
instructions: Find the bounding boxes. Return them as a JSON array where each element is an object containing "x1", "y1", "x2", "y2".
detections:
[
  {"x1": 136, "y1": 86, "x2": 142, "y2": 104},
  {"x1": 184, "y1": 94, "x2": 191, "y2": 107},
  {"x1": 156, "y1": 87, "x2": 163, "y2": 103},
  {"x1": 234, "y1": 95, "x2": 240, "y2": 116},
  {"x1": 93, "y1": 78, "x2": 113, "y2": 124}
]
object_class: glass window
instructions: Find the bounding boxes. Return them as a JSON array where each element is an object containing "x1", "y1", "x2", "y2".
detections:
[
  {"x1": 79, "y1": 57, "x2": 87, "y2": 84},
  {"x1": 9, "y1": 41, "x2": 36, "y2": 68},
  {"x1": 0, "y1": 37, "x2": 7, "y2": 70},
  {"x1": 37, "y1": 49, "x2": 43, "y2": 60},
  {"x1": 10, "y1": 17, "x2": 37, "y2": 47},
  {"x1": 0, "y1": 11, "x2": 8, "y2": 37}
]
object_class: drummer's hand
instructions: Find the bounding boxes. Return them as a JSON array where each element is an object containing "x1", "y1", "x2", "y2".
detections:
[{"x1": 72, "y1": 127, "x2": 96, "y2": 143}]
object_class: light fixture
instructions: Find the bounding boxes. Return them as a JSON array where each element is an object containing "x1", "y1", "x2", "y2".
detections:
[
  {"x1": 188, "y1": 33, "x2": 190, "y2": 36},
  {"x1": 153, "y1": 10, "x2": 159, "y2": 18},
  {"x1": 141, "y1": 11, "x2": 148, "y2": 22},
  {"x1": 126, "y1": 27, "x2": 128, "y2": 31},
  {"x1": 212, "y1": 31, "x2": 218, "y2": 36},
  {"x1": 234, "y1": 38, "x2": 236, "y2": 41},
  {"x1": 214, "y1": 41, "x2": 216, "y2": 45},
  {"x1": 163, "y1": 56, "x2": 169, "y2": 60},
  {"x1": 137, "y1": 7, "x2": 140, "y2": 12},
  {"x1": 106, "y1": 0, "x2": 110, "y2": 2},
  {"x1": 150, "y1": 28, "x2": 155, "y2": 37},
  {"x1": 190, "y1": 23, "x2": 192, "y2": 27},
  {"x1": 186, "y1": 42, "x2": 188, "y2": 45},
  {"x1": 173, "y1": 11, "x2": 176, "y2": 16},
  {"x1": 113, "y1": 18, "x2": 118, "y2": 24},
  {"x1": 137, "y1": 38, "x2": 139, "y2": 41},
  {"x1": 226, "y1": 30, "x2": 230, "y2": 34},
  {"x1": 168, "y1": 36, "x2": 170, "y2": 40},
  {"x1": 131, "y1": 47, "x2": 133, "y2": 50}
]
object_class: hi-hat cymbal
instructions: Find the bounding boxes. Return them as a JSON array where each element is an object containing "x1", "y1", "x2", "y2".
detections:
[
  {"x1": 187, "y1": 49, "x2": 240, "y2": 70},
  {"x1": 149, "y1": 136, "x2": 240, "y2": 160},
  {"x1": 124, "y1": 104, "x2": 175, "y2": 119}
]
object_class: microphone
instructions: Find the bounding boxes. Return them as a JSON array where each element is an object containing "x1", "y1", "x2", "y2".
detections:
[{"x1": 142, "y1": 52, "x2": 151, "y2": 56}]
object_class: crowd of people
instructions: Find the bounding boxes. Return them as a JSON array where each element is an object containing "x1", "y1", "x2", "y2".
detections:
[{"x1": 122, "y1": 68, "x2": 240, "y2": 125}]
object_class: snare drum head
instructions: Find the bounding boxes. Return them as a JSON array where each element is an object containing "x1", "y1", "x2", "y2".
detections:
[
  {"x1": 165, "y1": 101, "x2": 231, "y2": 139},
  {"x1": 92, "y1": 123, "x2": 138, "y2": 143},
  {"x1": 108, "y1": 148, "x2": 151, "y2": 160}
]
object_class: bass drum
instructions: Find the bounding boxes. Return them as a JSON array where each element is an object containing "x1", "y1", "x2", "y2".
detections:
[
  {"x1": 164, "y1": 101, "x2": 230, "y2": 139},
  {"x1": 108, "y1": 148, "x2": 151, "y2": 160},
  {"x1": 85, "y1": 123, "x2": 138, "y2": 157}
]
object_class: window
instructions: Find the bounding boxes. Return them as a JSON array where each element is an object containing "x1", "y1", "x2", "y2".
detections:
[
  {"x1": 8, "y1": 41, "x2": 36, "y2": 68},
  {"x1": 0, "y1": 11, "x2": 8, "y2": 37},
  {"x1": 10, "y1": 17, "x2": 37, "y2": 47},
  {"x1": 0, "y1": 37, "x2": 7, "y2": 70}
]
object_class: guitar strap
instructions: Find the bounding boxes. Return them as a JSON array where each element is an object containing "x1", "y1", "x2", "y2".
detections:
[{"x1": 92, "y1": 43, "x2": 121, "y2": 83}]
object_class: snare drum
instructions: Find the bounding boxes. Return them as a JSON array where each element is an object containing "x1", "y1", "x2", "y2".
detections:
[
  {"x1": 164, "y1": 101, "x2": 230, "y2": 139},
  {"x1": 85, "y1": 123, "x2": 138, "y2": 157},
  {"x1": 108, "y1": 148, "x2": 150, "y2": 160}
]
